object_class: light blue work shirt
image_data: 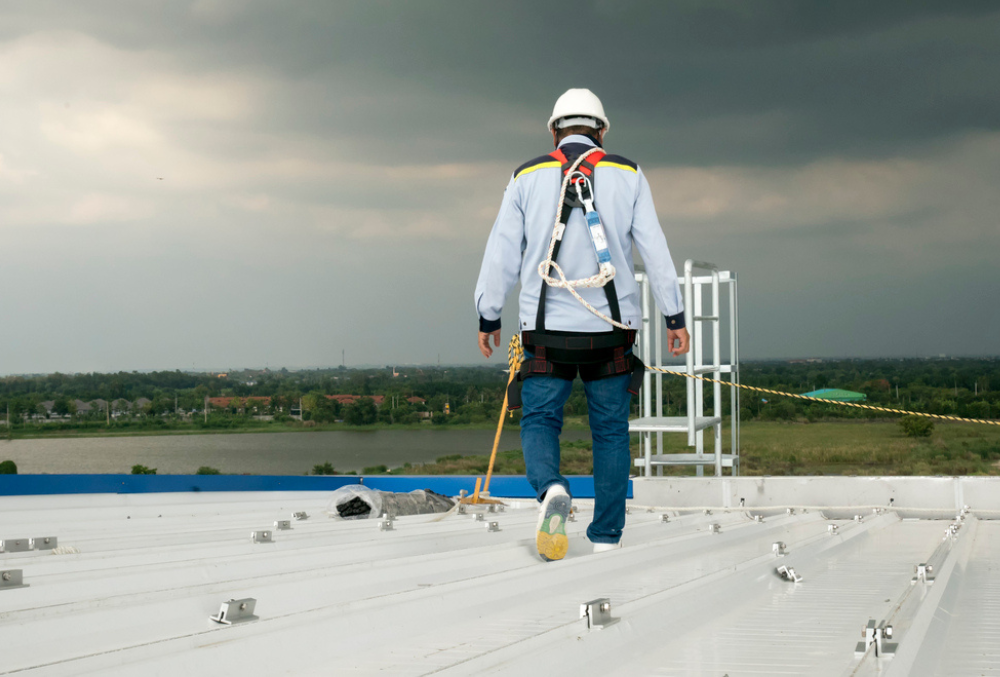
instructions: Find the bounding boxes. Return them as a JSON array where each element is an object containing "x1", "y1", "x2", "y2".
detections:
[{"x1": 474, "y1": 134, "x2": 684, "y2": 334}]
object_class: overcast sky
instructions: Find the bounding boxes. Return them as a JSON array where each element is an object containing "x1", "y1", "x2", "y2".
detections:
[{"x1": 1, "y1": 1, "x2": 998, "y2": 374}]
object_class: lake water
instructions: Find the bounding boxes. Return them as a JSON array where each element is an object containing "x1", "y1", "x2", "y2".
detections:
[{"x1": 0, "y1": 428, "x2": 592, "y2": 475}]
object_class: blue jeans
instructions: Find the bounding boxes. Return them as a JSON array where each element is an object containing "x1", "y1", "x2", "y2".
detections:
[{"x1": 520, "y1": 372, "x2": 633, "y2": 544}]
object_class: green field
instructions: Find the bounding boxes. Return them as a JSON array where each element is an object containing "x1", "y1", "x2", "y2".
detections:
[{"x1": 390, "y1": 420, "x2": 1000, "y2": 477}]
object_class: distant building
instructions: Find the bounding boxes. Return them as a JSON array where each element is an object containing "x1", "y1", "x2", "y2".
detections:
[
  {"x1": 325, "y1": 395, "x2": 386, "y2": 406},
  {"x1": 801, "y1": 388, "x2": 867, "y2": 402},
  {"x1": 74, "y1": 400, "x2": 92, "y2": 414},
  {"x1": 208, "y1": 397, "x2": 272, "y2": 411}
]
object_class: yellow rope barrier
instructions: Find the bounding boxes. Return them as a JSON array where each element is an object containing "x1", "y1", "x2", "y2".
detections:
[{"x1": 644, "y1": 365, "x2": 999, "y2": 426}]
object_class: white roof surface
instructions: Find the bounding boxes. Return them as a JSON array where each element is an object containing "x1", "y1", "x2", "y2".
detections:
[{"x1": 0, "y1": 488, "x2": 994, "y2": 676}]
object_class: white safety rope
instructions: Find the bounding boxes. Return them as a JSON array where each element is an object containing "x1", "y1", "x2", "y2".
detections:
[{"x1": 536, "y1": 147, "x2": 630, "y2": 330}]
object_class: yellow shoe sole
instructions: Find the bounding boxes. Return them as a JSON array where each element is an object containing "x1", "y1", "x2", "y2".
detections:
[{"x1": 537, "y1": 495, "x2": 571, "y2": 561}]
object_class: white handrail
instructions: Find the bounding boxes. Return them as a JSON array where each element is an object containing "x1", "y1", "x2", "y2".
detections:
[{"x1": 632, "y1": 259, "x2": 738, "y2": 477}]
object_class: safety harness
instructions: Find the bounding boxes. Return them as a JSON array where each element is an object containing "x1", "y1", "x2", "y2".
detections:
[{"x1": 507, "y1": 145, "x2": 645, "y2": 410}]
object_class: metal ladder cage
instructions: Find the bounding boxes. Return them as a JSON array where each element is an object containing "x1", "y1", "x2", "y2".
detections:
[{"x1": 631, "y1": 260, "x2": 740, "y2": 477}]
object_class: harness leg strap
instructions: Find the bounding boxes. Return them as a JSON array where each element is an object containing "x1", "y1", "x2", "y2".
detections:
[
  {"x1": 628, "y1": 356, "x2": 645, "y2": 396},
  {"x1": 506, "y1": 372, "x2": 523, "y2": 411}
]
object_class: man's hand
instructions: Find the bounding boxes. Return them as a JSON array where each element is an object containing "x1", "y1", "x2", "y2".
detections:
[
  {"x1": 667, "y1": 327, "x2": 690, "y2": 357},
  {"x1": 478, "y1": 330, "x2": 501, "y2": 359}
]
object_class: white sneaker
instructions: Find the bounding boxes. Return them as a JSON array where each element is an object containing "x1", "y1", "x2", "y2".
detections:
[
  {"x1": 592, "y1": 541, "x2": 622, "y2": 554},
  {"x1": 536, "y1": 485, "x2": 571, "y2": 562}
]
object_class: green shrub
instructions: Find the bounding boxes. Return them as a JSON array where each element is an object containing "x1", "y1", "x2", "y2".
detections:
[
  {"x1": 899, "y1": 415, "x2": 934, "y2": 438},
  {"x1": 131, "y1": 464, "x2": 157, "y2": 475},
  {"x1": 0, "y1": 460, "x2": 17, "y2": 474},
  {"x1": 362, "y1": 464, "x2": 389, "y2": 474},
  {"x1": 195, "y1": 466, "x2": 221, "y2": 475},
  {"x1": 312, "y1": 462, "x2": 336, "y2": 475}
]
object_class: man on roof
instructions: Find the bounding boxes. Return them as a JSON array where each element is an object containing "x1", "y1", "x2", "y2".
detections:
[{"x1": 474, "y1": 88, "x2": 689, "y2": 561}]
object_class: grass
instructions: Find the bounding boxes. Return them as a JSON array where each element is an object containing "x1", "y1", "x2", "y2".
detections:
[
  {"x1": 385, "y1": 420, "x2": 1000, "y2": 477},
  {"x1": 736, "y1": 420, "x2": 1000, "y2": 476}
]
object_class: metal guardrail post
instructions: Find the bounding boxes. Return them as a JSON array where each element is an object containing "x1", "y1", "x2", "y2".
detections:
[
  {"x1": 684, "y1": 262, "x2": 696, "y2": 447},
  {"x1": 641, "y1": 274, "x2": 652, "y2": 477},
  {"x1": 712, "y1": 269, "x2": 722, "y2": 476}
]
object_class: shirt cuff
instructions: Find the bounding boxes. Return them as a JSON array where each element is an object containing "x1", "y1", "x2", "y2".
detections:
[
  {"x1": 665, "y1": 312, "x2": 685, "y2": 331},
  {"x1": 479, "y1": 316, "x2": 502, "y2": 333}
]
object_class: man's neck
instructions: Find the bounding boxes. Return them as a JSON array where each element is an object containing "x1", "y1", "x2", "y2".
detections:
[{"x1": 557, "y1": 133, "x2": 602, "y2": 149}]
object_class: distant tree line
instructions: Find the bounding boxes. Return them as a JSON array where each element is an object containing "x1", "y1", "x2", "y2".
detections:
[{"x1": 1, "y1": 358, "x2": 997, "y2": 429}]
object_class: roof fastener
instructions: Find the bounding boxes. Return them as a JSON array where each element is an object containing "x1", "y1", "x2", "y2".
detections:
[
  {"x1": 251, "y1": 530, "x2": 272, "y2": 543},
  {"x1": 0, "y1": 539, "x2": 30, "y2": 553},
  {"x1": 580, "y1": 597, "x2": 619, "y2": 629},
  {"x1": 776, "y1": 565, "x2": 802, "y2": 583},
  {"x1": 210, "y1": 598, "x2": 258, "y2": 625},
  {"x1": 855, "y1": 619, "x2": 896, "y2": 656},
  {"x1": 0, "y1": 569, "x2": 28, "y2": 590},
  {"x1": 911, "y1": 563, "x2": 935, "y2": 585}
]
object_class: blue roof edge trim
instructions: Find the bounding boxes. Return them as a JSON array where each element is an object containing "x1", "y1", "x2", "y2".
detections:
[{"x1": 0, "y1": 474, "x2": 630, "y2": 499}]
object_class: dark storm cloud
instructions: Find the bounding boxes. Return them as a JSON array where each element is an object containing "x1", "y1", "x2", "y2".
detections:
[
  {"x1": 5, "y1": 1, "x2": 1000, "y2": 166},
  {"x1": 1, "y1": 1, "x2": 998, "y2": 372}
]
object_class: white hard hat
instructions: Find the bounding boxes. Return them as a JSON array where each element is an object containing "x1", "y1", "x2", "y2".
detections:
[{"x1": 547, "y1": 88, "x2": 610, "y2": 132}]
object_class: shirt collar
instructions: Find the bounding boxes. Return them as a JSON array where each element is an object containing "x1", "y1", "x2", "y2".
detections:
[{"x1": 557, "y1": 133, "x2": 602, "y2": 149}]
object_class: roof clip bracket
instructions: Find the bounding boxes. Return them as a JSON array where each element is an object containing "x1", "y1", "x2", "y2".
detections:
[
  {"x1": 0, "y1": 569, "x2": 28, "y2": 590},
  {"x1": 251, "y1": 530, "x2": 273, "y2": 543},
  {"x1": 210, "y1": 598, "x2": 259, "y2": 625},
  {"x1": 911, "y1": 563, "x2": 935, "y2": 585},
  {"x1": 776, "y1": 565, "x2": 802, "y2": 583},
  {"x1": 580, "y1": 598, "x2": 619, "y2": 630},
  {"x1": 0, "y1": 538, "x2": 30, "y2": 553},
  {"x1": 855, "y1": 618, "x2": 896, "y2": 657}
]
